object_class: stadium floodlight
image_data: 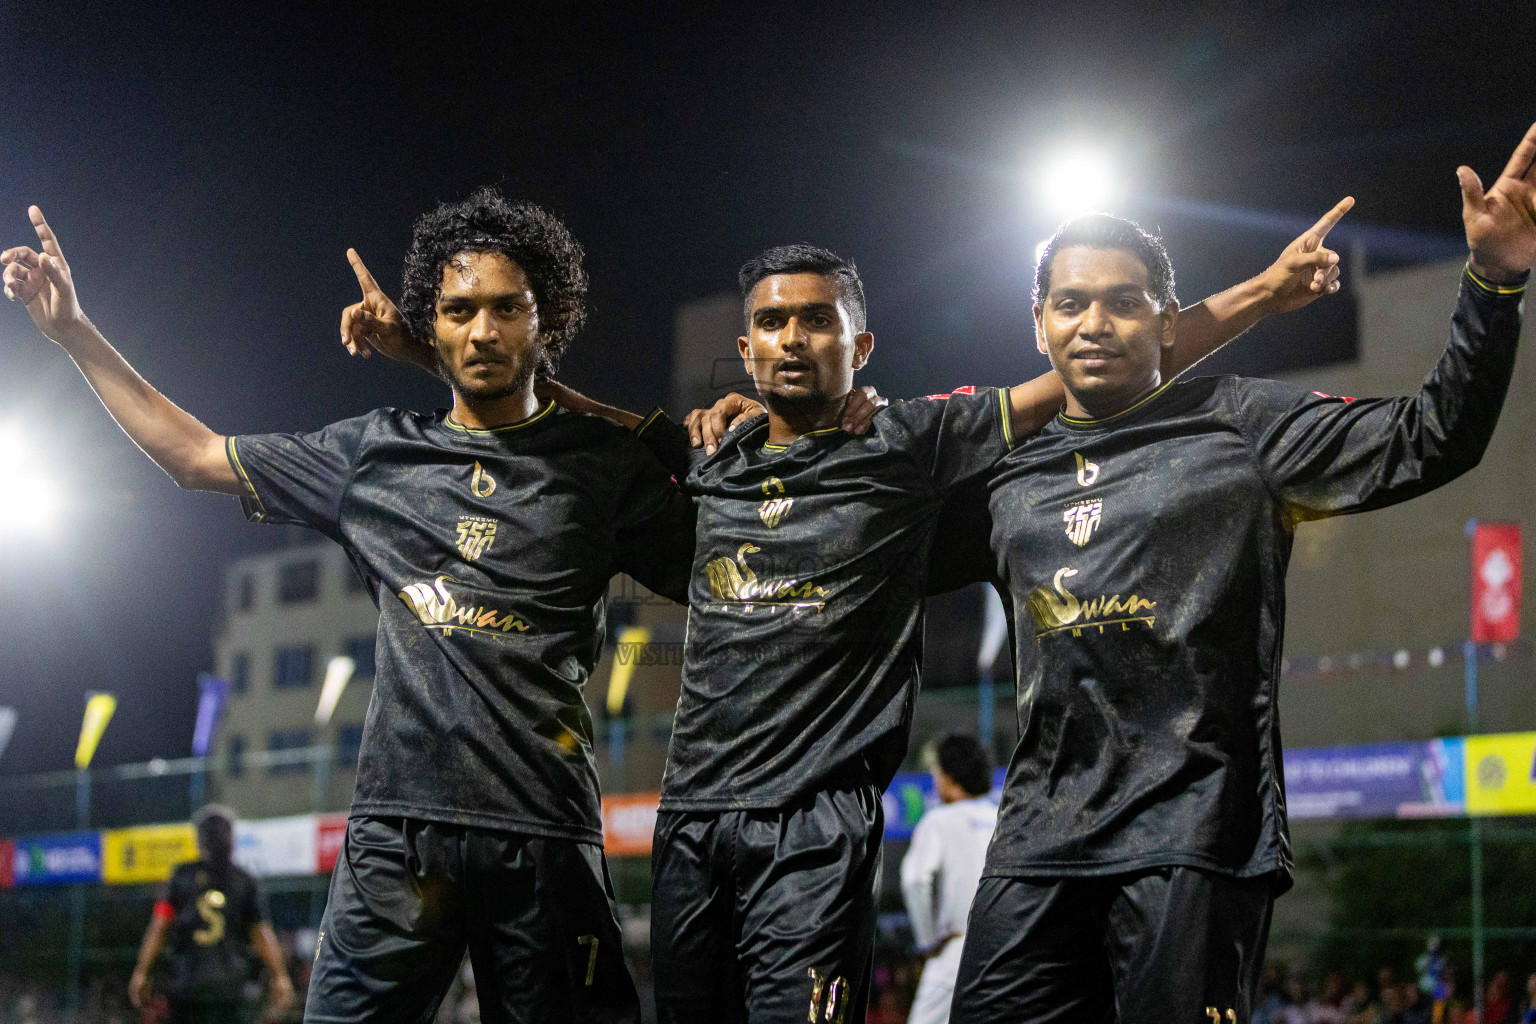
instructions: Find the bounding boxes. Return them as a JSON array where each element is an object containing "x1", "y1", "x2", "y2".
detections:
[
  {"x1": 0, "y1": 425, "x2": 60, "y2": 538},
  {"x1": 1036, "y1": 149, "x2": 1118, "y2": 217}
]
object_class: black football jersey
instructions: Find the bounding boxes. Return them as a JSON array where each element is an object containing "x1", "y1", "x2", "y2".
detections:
[
  {"x1": 163, "y1": 860, "x2": 266, "y2": 1002},
  {"x1": 229, "y1": 402, "x2": 696, "y2": 842}
]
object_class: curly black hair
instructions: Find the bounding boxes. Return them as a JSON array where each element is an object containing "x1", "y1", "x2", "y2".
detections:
[{"x1": 398, "y1": 187, "x2": 589, "y2": 373}]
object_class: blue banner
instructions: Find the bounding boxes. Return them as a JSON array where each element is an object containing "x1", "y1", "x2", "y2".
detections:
[
  {"x1": 882, "y1": 767, "x2": 1007, "y2": 840},
  {"x1": 11, "y1": 831, "x2": 102, "y2": 886},
  {"x1": 192, "y1": 674, "x2": 230, "y2": 758},
  {"x1": 1282, "y1": 738, "x2": 1465, "y2": 821}
]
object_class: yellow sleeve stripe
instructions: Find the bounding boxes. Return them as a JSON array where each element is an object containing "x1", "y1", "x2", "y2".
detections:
[
  {"x1": 226, "y1": 436, "x2": 267, "y2": 521},
  {"x1": 636, "y1": 407, "x2": 665, "y2": 435},
  {"x1": 997, "y1": 387, "x2": 1016, "y2": 449},
  {"x1": 1466, "y1": 264, "x2": 1528, "y2": 296}
]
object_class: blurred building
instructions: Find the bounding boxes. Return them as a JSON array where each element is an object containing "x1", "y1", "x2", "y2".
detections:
[{"x1": 209, "y1": 538, "x2": 379, "y2": 817}]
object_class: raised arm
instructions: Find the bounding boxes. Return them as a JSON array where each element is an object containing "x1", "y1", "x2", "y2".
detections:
[
  {"x1": 1, "y1": 207, "x2": 238, "y2": 493},
  {"x1": 1005, "y1": 198, "x2": 1354, "y2": 437}
]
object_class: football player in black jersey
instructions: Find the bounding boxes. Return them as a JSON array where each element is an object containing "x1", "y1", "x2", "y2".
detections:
[
  {"x1": 2, "y1": 189, "x2": 696, "y2": 1024},
  {"x1": 444, "y1": 215, "x2": 1349, "y2": 1024},
  {"x1": 946, "y1": 125, "x2": 1536, "y2": 1024},
  {"x1": 128, "y1": 806, "x2": 293, "y2": 1024}
]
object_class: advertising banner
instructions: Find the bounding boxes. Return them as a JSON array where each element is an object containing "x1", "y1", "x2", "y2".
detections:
[
  {"x1": 1465, "y1": 731, "x2": 1536, "y2": 816},
  {"x1": 601, "y1": 793, "x2": 660, "y2": 856},
  {"x1": 11, "y1": 831, "x2": 102, "y2": 886},
  {"x1": 316, "y1": 813, "x2": 348, "y2": 874},
  {"x1": 882, "y1": 768, "x2": 1008, "y2": 840},
  {"x1": 75, "y1": 693, "x2": 117, "y2": 770},
  {"x1": 101, "y1": 823, "x2": 197, "y2": 885},
  {"x1": 1472, "y1": 522, "x2": 1522, "y2": 643},
  {"x1": 235, "y1": 814, "x2": 318, "y2": 878},
  {"x1": 1283, "y1": 740, "x2": 1465, "y2": 821}
]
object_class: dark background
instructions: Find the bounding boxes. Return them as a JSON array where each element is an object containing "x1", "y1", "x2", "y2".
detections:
[{"x1": 0, "y1": 2, "x2": 1530, "y2": 773}]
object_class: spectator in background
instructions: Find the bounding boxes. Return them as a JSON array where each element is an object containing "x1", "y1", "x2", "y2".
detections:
[
  {"x1": 1480, "y1": 971, "x2": 1516, "y2": 1024},
  {"x1": 1254, "y1": 962, "x2": 1287, "y2": 1024},
  {"x1": 1404, "y1": 982, "x2": 1433, "y2": 1024},
  {"x1": 1434, "y1": 968, "x2": 1467, "y2": 1024},
  {"x1": 128, "y1": 806, "x2": 293, "y2": 1024},
  {"x1": 1310, "y1": 970, "x2": 1354, "y2": 1024},
  {"x1": 1517, "y1": 972, "x2": 1535, "y2": 1023},
  {"x1": 899, "y1": 734, "x2": 997, "y2": 1024}
]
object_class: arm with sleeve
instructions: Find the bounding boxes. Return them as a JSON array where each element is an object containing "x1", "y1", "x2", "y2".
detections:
[
  {"x1": 613, "y1": 433, "x2": 698, "y2": 604},
  {"x1": 1240, "y1": 269, "x2": 1525, "y2": 516},
  {"x1": 226, "y1": 413, "x2": 374, "y2": 541}
]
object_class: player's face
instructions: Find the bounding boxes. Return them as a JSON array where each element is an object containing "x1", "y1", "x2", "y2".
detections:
[
  {"x1": 433, "y1": 252, "x2": 544, "y2": 403},
  {"x1": 1034, "y1": 246, "x2": 1177, "y2": 416},
  {"x1": 739, "y1": 273, "x2": 873, "y2": 411}
]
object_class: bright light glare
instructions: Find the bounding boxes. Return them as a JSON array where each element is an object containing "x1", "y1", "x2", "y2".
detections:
[
  {"x1": 1037, "y1": 150, "x2": 1118, "y2": 216},
  {"x1": 0, "y1": 426, "x2": 60, "y2": 537}
]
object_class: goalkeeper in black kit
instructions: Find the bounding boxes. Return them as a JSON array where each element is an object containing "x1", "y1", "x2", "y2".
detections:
[{"x1": 949, "y1": 125, "x2": 1536, "y2": 1024}]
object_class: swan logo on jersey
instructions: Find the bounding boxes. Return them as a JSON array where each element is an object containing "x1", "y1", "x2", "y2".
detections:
[
  {"x1": 1063, "y1": 500, "x2": 1103, "y2": 547},
  {"x1": 703, "y1": 543, "x2": 829, "y2": 611},
  {"x1": 470, "y1": 461, "x2": 497, "y2": 498},
  {"x1": 1025, "y1": 567, "x2": 1156, "y2": 637},
  {"x1": 399, "y1": 576, "x2": 530, "y2": 638},
  {"x1": 456, "y1": 516, "x2": 498, "y2": 561},
  {"x1": 758, "y1": 476, "x2": 794, "y2": 528},
  {"x1": 1074, "y1": 452, "x2": 1100, "y2": 487}
]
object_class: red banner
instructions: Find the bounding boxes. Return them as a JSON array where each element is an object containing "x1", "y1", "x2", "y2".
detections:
[
  {"x1": 601, "y1": 793, "x2": 660, "y2": 857},
  {"x1": 0, "y1": 839, "x2": 13, "y2": 889},
  {"x1": 1472, "y1": 523, "x2": 1523, "y2": 643},
  {"x1": 316, "y1": 813, "x2": 348, "y2": 874}
]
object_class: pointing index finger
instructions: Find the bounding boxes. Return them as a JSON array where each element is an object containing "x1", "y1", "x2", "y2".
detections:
[
  {"x1": 1301, "y1": 197, "x2": 1355, "y2": 250},
  {"x1": 28, "y1": 206, "x2": 65, "y2": 261},
  {"x1": 346, "y1": 248, "x2": 384, "y2": 297}
]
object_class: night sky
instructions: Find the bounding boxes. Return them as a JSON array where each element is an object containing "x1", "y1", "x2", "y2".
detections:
[{"x1": 0, "y1": 3, "x2": 1529, "y2": 774}]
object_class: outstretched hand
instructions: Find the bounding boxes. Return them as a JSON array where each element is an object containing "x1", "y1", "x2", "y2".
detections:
[
  {"x1": 1460, "y1": 121, "x2": 1536, "y2": 282},
  {"x1": 1, "y1": 206, "x2": 88, "y2": 344},
  {"x1": 686, "y1": 393, "x2": 765, "y2": 454},
  {"x1": 340, "y1": 249, "x2": 436, "y2": 371},
  {"x1": 1256, "y1": 197, "x2": 1353, "y2": 315}
]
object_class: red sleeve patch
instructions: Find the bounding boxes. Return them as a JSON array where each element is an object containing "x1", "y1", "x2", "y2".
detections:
[
  {"x1": 152, "y1": 900, "x2": 175, "y2": 922},
  {"x1": 922, "y1": 385, "x2": 978, "y2": 401},
  {"x1": 1311, "y1": 391, "x2": 1357, "y2": 402}
]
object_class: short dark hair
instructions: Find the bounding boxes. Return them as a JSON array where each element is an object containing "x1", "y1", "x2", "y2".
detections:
[
  {"x1": 738, "y1": 244, "x2": 867, "y2": 333},
  {"x1": 193, "y1": 803, "x2": 235, "y2": 869},
  {"x1": 934, "y1": 733, "x2": 992, "y2": 797},
  {"x1": 1033, "y1": 214, "x2": 1176, "y2": 311},
  {"x1": 399, "y1": 187, "x2": 589, "y2": 373}
]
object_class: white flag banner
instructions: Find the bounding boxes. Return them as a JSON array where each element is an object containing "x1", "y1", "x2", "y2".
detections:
[
  {"x1": 315, "y1": 656, "x2": 356, "y2": 726},
  {"x1": 977, "y1": 584, "x2": 1008, "y2": 674},
  {"x1": 0, "y1": 706, "x2": 16, "y2": 761}
]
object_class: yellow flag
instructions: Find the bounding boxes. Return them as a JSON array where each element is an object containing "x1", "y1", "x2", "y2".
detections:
[
  {"x1": 607, "y1": 627, "x2": 651, "y2": 717},
  {"x1": 75, "y1": 692, "x2": 117, "y2": 770}
]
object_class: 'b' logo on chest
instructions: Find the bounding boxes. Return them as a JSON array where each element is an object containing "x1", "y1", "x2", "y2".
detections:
[{"x1": 470, "y1": 461, "x2": 497, "y2": 498}]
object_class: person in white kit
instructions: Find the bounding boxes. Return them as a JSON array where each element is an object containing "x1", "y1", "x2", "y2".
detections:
[{"x1": 901, "y1": 733, "x2": 999, "y2": 1024}]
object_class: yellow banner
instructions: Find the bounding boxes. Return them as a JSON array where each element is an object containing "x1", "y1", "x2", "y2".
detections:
[
  {"x1": 75, "y1": 693, "x2": 117, "y2": 770},
  {"x1": 101, "y1": 823, "x2": 198, "y2": 884},
  {"x1": 1465, "y1": 732, "x2": 1536, "y2": 816}
]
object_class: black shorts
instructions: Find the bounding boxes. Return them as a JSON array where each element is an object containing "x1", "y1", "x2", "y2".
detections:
[
  {"x1": 166, "y1": 1002, "x2": 240, "y2": 1024},
  {"x1": 951, "y1": 867, "x2": 1273, "y2": 1024},
  {"x1": 305, "y1": 815, "x2": 639, "y2": 1024},
  {"x1": 650, "y1": 784, "x2": 883, "y2": 1024}
]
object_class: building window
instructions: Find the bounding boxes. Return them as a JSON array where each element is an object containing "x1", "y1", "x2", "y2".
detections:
[
  {"x1": 236, "y1": 573, "x2": 255, "y2": 612},
  {"x1": 273, "y1": 645, "x2": 314, "y2": 689},
  {"x1": 344, "y1": 635, "x2": 377, "y2": 679},
  {"x1": 267, "y1": 729, "x2": 311, "y2": 776},
  {"x1": 335, "y1": 724, "x2": 365, "y2": 767},
  {"x1": 226, "y1": 735, "x2": 246, "y2": 778},
  {"x1": 277, "y1": 560, "x2": 319, "y2": 604},
  {"x1": 230, "y1": 652, "x2": 250, "y2": 695}
]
